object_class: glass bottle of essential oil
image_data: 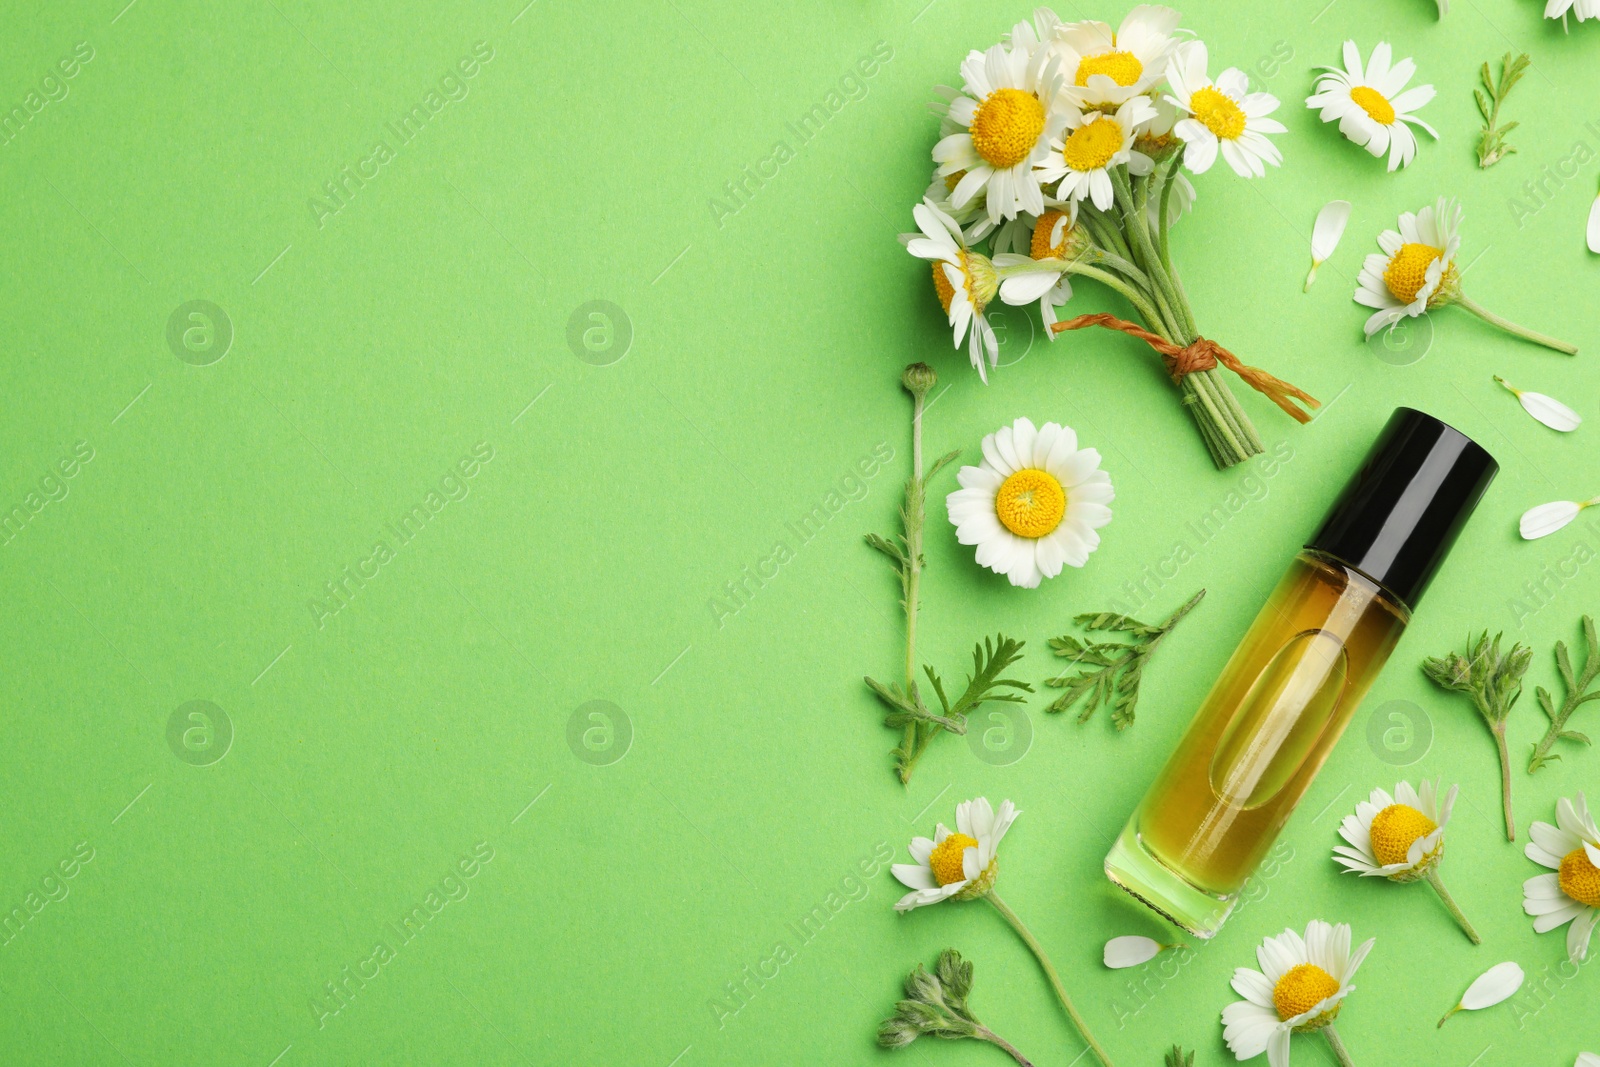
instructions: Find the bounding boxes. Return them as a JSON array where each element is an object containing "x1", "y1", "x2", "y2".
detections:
[{"x1": 1105, "y1": 409, "x2": 1497, "y2": 937}]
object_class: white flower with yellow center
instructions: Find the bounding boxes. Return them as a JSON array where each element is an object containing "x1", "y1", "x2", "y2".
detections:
[
  {"x1": 1352, "y1": 197, "x2": 1577, "y2": 353},
  {"x1": 1165, "y1": 41, "x2": 1285, "y2": 178},
  {"x1": 932, "y1": 37, "x2": 1065, "y2": 225},
  {"x1": 946, "y1": 417, "x2": 1113, "y2": 589},
  {"x1": 1352, "y1": 196, "x2": 1461, "y2": 337},
  {"x1": 901, "y1": 197, "x2": 1001, "y2": 379},
  {"x1": 891, "y1": 797, "x2": 1018, "y2": 911},
  {"x1": 1222, "y1": 920, "x2": 1373, "y2": 1067},
  {"x1": 1306, "y1": 42, "x2": 1437, "y2": 172},
  {"x1": 995, "y1": 207, "x2": 1089, "y2": 333},
  {"x1": 1524, "y1": 791, "x2": 1600, "y2": 963},
  {"x1": 1334, "y1": 779, "x2": 1480, "y2": 942},
  {"x1": 1334, "y1": 779, "x2": 1455, "y2": 881},
  {"x1": 1042, "y1": 5, "x2": 1185, "y2": 107},
  {"x1": 1034, "y1": 95, "x2": 1157, "y2": 211}
]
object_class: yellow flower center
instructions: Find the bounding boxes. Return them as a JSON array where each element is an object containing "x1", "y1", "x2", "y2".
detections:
[
  {"x1": 928, "y1": 832, "x2": 979, "y2": 885},
  {"x1": 1368, "y1": 803, "x2": 1438, "y2": 866},
  {"x1": 1030, "y1": 210, "x2": 1072, "y2": 259},
  {"x1": 943, "y1": 169, "x2": 966, "y2": 193},
  {"x1": 1189, "y1": 86, "x2": 1246, "y2": 141},
  {"x1": 1273, "y1": 963, "x2": 1341, "y2": 1023},
  {"x1": 970, "y1": 88, "x2": 1046, "y2": 169},
  {"x1": 1349, "y1": 85, "x2": 1396, "y2": 125},
  {"x1": 1076, "y1": 50, "x2": 1143, "y2": 87},
  {"x1": 931, "y1": 251, "x2": 995, "y2": 317},
  {"x1": 1383, "y1": 243, "x2": 1444, "y2": 305},
  {"x1": 995, "y1": 469, "x2": 1066, "y2": 538},
  {"x1": 1559, "y1": 846, "x2": 1600, "y2": 908},
  {"x1": 1061, "y1": 116, "x2": 1124, "y2": 172}
]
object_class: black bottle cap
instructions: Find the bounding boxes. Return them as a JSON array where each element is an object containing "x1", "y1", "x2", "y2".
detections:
[{"x1": 1305, "y1": 408, "x2": 1497, "y2": 610}]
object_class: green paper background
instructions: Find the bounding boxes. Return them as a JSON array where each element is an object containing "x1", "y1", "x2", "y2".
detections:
[{"x1": 2, "y1": 0, "x2": 1597, "y2": 1064}]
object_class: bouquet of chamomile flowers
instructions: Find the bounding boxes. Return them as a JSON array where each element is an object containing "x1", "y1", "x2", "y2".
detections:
[{"x1": 902, "y1": 6, "x2": 1318, "y2": 469}]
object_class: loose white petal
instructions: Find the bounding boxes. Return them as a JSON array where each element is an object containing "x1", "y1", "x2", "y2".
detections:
[
  {"x1": 1104, "y1": 936, "x2": 1163, "y2": 968},
  {"x1": 1307, "y1": 200, "x2": 1352, "y2": 292},
  {"x1": 1459, "y1": 961, "x2": 1524, "y2": 1010},
  {"x1": 1589, "y1": 194, "x2": 1600, "y2": 254},
  {"x1": 1577, "y1": 1053, "x2": 1600, "y2": 1067},
  {"x1": 1497, "y1": 376, "x2": 1582, "y2": 431},
  {"x1": 1521, "y1": 500, "x2": 1586, "y2": 540}
]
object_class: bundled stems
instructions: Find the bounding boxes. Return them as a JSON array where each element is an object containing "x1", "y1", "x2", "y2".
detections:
[
  {"x1": 985, "y1": 890, "x2": 1117, "y2": 1067},
  {"x1": 1425, "y1": 867, "x2": 1481, "y2": 944}
]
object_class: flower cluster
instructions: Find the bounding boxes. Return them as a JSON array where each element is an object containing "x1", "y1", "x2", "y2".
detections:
[{"x1": 900, "y1": 6, "x2": 1312, "y2": 470}]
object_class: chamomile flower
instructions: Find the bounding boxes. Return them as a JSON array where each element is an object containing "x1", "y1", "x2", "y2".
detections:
[
  {"x1": 932, "y1": 38, "x2": 1065, "y2": 224},
  {"x1": 890, "y1": 793, "x2": 1118, "y2": 1067},
  {"x1": 1045, "y1": 5, "x2": 1185, "y2": 107},
  {"x1": 1524, "y1": 791, "x2": 1600, "y2": 963},
  {"x1": 996, "y1": 207, "x2": 1089, "y2": 333},
  {"x1": 1353, "y1": 196, "x2": 1461, "y2": 336},
  {"x1": 1222, "y1": 920, "x2": 1373, "y2": 1067},
  {"x1": 901, "y1": 197, "x2": 1001, "y2": 379},
  {"x1": 1165, "y1": 41, "x2": 1284, "y2": 178},
  {"x1": 892, "y1": 797, "x2": 1019, "y2": 911},
  {"x1": 946, "y1": 417, "x2": 1114, "y2": 589},
  {"x1": 1034, "y1": 95, "x2": 1157, "y2": 210},
  {"x1": 1354, "y1": 197, "x2": 1578, "y2": 353},
  {"x1": 1333, "y1": 779, "x2": 1479, "y2": 942},
  {"x1": 1579, "y1": 1054, "x2": 1600, "y2": 1067},
  {"x1": 1307, "y1": 42, "x2": 1437, "y2": 172}
]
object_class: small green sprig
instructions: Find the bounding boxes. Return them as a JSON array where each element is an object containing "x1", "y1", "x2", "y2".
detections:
[
  {"x1": 1475, "y1": 52, "x2": 1531, "y2": 168},
  {"x1": 1422, "y1": 631, "x2": 1532, "y2": 840},
  {"x1": 1044, "y1": 589, "x2": 1205, "y2": 730},
  {"x1": 1163, "y1": 1048, "x2": 1194, "y2": 1067},
  {"x1": 1529, "y1": 615, "x2": 1600, "y2": 773},
  {"x1": 878, "y1": 950, "x2": 1037, "y2": 1067},
  {"x1": 866, "y1": 365, "x2": 1031, "y2": 783}
]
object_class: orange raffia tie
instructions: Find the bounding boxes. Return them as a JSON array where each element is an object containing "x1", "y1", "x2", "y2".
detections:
[{"x1": 1051, "y1": 312, "x2": 1320, "y2": 424}]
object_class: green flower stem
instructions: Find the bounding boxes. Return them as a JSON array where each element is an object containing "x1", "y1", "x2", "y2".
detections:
[
  {"x1": 1456, "y1": 296, "x2": 1578, "y2": 355},
  {"x1": 1088, "y1": 249, "x2": 1153, "y2": 291},
  {"x1": 1494, "y1": 723, "x2": 1515, "y2": 841},
  {"x1": 899, "y1": 384, "x2": 928, "y2": 783},
  {"x1": 1155, "y1": 153, "x2": 1184, "y2": 268},
  {"x1": 1082, "y1": 207, "x2": 1135, "y2": 264},
  {"x1": 986, "y1": 890, "x2": 1117, "y2": 1067},
  {"x1": 1323, "y1": 1024, "x2": 1357, "y2": 1067},
  {"x1": 1424, "y1": 866, "x2": 1481, "y2": 944},
  {"x1": 976, "y1": 1026, "x2": 1036, "y2": 1067},
  {"x1": 1113, "y1": 170, "x2": 1186, "y2": 340},
  {"x1": 1008, "y1": 258, "x2": 1169, "y2": 338}
]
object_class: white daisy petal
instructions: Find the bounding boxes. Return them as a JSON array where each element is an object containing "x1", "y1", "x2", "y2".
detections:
[
  {"x1": 1568, "y1": 907, "x2": 1599, "y2": 961},
  {"x1": 1457, "y1": 961, "x2": 1525, "y2": 1011},
  {"x1": 1104, "y1": 935, "x2": 1163, "y2": 969},
  {"x1": 1588, "y1": 194, "x2": 1600, "y2": 254},
  {"x1": 1306, "y1": 200, "x2": 1352, "y2": 290},
  {"x1": 1497, "y1": 376, "x2": 1582, "y2": 432},
  {"x1": 1521, "y1": 500, "x2": 1585, "y2": 540}
]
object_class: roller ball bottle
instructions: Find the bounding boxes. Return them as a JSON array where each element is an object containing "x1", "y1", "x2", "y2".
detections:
[{"x1": 1104, "y1": 408, "x2": 1497, "y2": 937}]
